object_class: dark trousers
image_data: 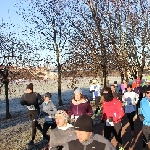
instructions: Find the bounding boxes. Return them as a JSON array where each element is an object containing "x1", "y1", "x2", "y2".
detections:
[
  {"x1": 28, "y1": 110, "x2": 42, "y2": 141},
  {"x1": 126, "y1": 111, "x2": 135, "y2": 131},
  {"x1": 42, "y1": 122, "x2": 57, "y2": 140},
  {"x1": 143, "y1": 125, "x2": 150, "y2": 149},
  {"x1": 104, "y1": 121, "x2": 122, "y2": 146},
  {"x1": 94, "y1": 96, "x2": 100, "y2": 108},
  {"x1": 136, "y1": 93, "x2": 143, "y2": 115}
]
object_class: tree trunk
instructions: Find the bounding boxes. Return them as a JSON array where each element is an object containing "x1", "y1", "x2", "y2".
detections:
[
  {"x1": 5, "y1": 81, "x2": 12, "y2": 119},
  {"x1": 121, "y1": 72, "x2": 124, "y2": 82},
  {"x1": 102, "y1": 64, "x2": 107, "y2": 87},
  {"x1": 58, "y1": 64, "x2": 62, "y2": 106}
]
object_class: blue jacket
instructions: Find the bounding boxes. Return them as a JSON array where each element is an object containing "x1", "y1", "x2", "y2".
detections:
[{"x1": 140, "y1": 97, "x2": 150, "y2": 126}]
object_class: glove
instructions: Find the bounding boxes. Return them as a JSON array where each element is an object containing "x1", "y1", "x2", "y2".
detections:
[
  {"x1": 139, "y1": 114, "x2": 145, "y2": 121},
  {"x1": 92, "y1": 90, "x2": 95, "y2": 92}
]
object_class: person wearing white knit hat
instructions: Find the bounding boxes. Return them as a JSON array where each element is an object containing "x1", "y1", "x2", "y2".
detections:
[
  {"x1": 48, "y1": 110, "x2": 75, "y2": 150},
  {"x1": 68, "y1": 87, "x2": 93, "y2": 123}
]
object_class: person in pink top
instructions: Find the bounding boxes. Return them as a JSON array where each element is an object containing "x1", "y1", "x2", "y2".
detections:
[{"x1": 121, "y1": 79, "x2": 127, "y2": 94}]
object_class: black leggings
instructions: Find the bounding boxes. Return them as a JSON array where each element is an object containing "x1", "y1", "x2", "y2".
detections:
[
  {"x1": 143, "y1": 125, "x2": 150, "y2": 149},
  {"x1": 95, "y1": 96, "x2": 100, "y2": 108},
  {"x1": 42, "y1": 122, "x2": 57, "y2": 140},
  {"x1": 104, "y1": 121, "x2": 122, "y2": 146},
  {"x1": 126, "y1": 111, "x2": 135, "y2": 131},
  {"x1": 28, "y1": 110, "x2": 42, "y2": 141}
]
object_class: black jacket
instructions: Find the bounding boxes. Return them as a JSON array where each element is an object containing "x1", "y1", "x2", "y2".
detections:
[{"x1": 20, "y1": 92, "x2": 43, "y2": 110}]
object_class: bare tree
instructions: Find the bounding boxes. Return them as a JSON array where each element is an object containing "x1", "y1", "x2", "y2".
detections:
[{"x1": 17, "y1": 0, "x2": 71, "y2": 105}]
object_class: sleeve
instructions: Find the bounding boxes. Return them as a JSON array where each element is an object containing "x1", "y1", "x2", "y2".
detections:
[
  {"x1": 101, "y1": 102, "x2": 107, "y2": 121},
  {"x1": 122, "y1": 94, "x2": 125, "y2": 102},
  {"x1": 86, "y1": 102, "x2": 93, "y2": 117},
  {"x1": 49, "y1": 130, "x2": 57, "y2": 149},
  {"x1": 37, "y1": 93, "x2": 44, "y2": 105},
  {"x1": 104, "y1": 142, "x2": 116, "y2": 150},
  {"x1": 134, "y1": 93, "x2": 139, "y2": 105},
  {"x1": 120, "y1": 84, "x2": 123, "y2": 90},
  {"x1": 50, "y1": 102, "x2": 57, "y2": 115},
  {"x1": 139, "y1": 100, "x2": 143, "y2": 115},
  {"x1": 68, "y1": 102, "x2": 73, "y2": 117},
  {"x1": 63, "y1": 143, "x2": 69, "y2": 150},
  {"x1": 94, "y1": 135, "x2": 116, "y2": 150},
  {"x1": 141, "y1": 86, "x2": 145, "y2": 93},
  {"x1": 90, "y1": 85, "x2": 94, "y2": 91},
  {"x1": 20, "y1": 94, "x2": 28, "y2": 105},
  {"x1": 114, "y1": 101, "x2": 124, "y2": 122}
]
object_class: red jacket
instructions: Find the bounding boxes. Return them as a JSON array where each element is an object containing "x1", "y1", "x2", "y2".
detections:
[{"x1": 101, "y1": 98, "x2": 124, "y2": 123}]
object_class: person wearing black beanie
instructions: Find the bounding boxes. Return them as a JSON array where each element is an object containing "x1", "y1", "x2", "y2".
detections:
[
  {"x1": 74, "y1": 114, "x2": 93, "y2": 133},
  {"x1": 63, "y1": 114, "x2": 115, "y2": 150},
  {"x1": 20, "y1": 83, "x2": 43, "y2": 146}
]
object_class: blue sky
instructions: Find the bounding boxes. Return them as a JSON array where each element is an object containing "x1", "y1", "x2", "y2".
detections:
[
  {"x1": 0, "y1": 0, "x2": 20, "y2": 24},
  {"x1": 0, "y1": 0, "x2": 56, "y2": 65},
  {"x1": 0, "y1": 0, "x2": 27, "y2": 34}
]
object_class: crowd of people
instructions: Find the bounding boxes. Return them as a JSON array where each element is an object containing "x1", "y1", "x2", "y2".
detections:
[{"x1": 20, "y1": 76, "x2": 150, "y2": 150}]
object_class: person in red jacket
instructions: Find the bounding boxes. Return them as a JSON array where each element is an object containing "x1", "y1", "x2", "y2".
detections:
[{"x1": 101, "y1": 87, "x2": 125, "y2": 150}]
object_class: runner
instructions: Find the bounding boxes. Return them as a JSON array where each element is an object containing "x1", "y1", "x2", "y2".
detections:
[
  {"x1": 64, "y1": 114, "x2": 115, "y2": 150},
  {"x1": 90, "y1": 79, "x2": 101, "y2": 109},
  {"x1": 20, "y1": 83, "x2": 43, "y2": 145},
  {"x1": 122, "y1": 84, "x2": 139, "y2": 136},
  {"x1": 110, "y1": 84, "x2": 121, "y2": 100},
  {"x1": 49, "y1": 110, "x2": 75, "y2": 150},
  {"x1": 120, "y1": 79, "x2": 127, "y2": 95},
  {"x1": 139, "y1": 85, "x2": 150, "y2": 150},
  {"x1": 114, "y1": 81, "x2": 121, "y2": 94},
  {"x1": 101, "y1": 87, "x2": 124, "y2": 150},
  {"x1": 68, "y1": 87, "x2": 93, "y2": 123},
  {"x1": 40, "y1": 92, "x2": 57, "y2": 141},
  {"x1": 134, "y1": 81, "x2": 143, "y2": 115}
]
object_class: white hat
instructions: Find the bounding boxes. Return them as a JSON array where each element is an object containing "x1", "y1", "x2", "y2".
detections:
[{"x1": 92, "y1": 79, "x2": 97, "y2": 84}]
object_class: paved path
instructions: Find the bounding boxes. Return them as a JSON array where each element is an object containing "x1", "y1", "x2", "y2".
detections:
[{"x1": 93, "y1": 115, "x2": 143, "y2": 150}]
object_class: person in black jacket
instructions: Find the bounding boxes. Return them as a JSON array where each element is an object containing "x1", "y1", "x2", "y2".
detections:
[
  {"x1": 63, "y1": 114, "x2": 115, "y2": 150},
  {"x1": 20, "y1": 83, "x2": 43, "y2": 145}
]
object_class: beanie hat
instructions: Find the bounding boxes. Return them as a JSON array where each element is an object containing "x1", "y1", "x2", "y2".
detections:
[
  {"x1": 74, "y1": 87, "x2": 82, "y2": 94},
  {"x1": 55, "y1": 110, "x2": 69, "y2": 120},
  {"x1": 146, "y1": 85, "x2": 150, "y2": 92},
  {"x1": 26, "y1": 83, "x2": 33, "y2": 91},
  {"x1": 44, "y1": 92, "x2": 52, "y2": 98},
  {"x1": 92, "y1": 79, "x2": 97, "y2": 84},
  {"x1": 74, "y1": 114, "x2": 93, "y2": 132}
]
